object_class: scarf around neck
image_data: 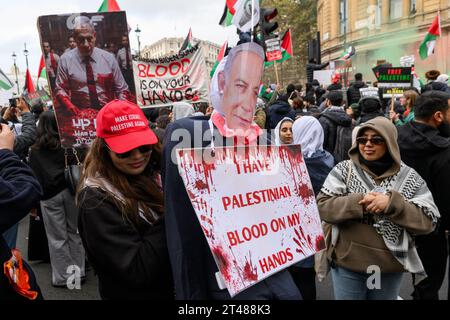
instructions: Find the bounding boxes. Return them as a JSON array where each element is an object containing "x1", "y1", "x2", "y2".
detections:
[
  {"x1": 321, "y1": 160, "x2": 440, "y2": 284},
  {"x1": 358, "y1": 152, "x2": 394, "y2": 177}
]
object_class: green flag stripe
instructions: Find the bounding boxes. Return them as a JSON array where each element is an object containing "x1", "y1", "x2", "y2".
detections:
[
  {"x1": 420, "y1": 33, "x2": 438, "y2": 59},
  {"x1": 39, "y1": 68, "x2": 47, "y2": 79},
  {"x1": 98, "y1": 1, "x2": 108, "y2": 12},
  {"x1": 225, "y1": 10, "x2": 233, "y2": 26},
  {"x1": 0, "y1": 81, "x2": 13, "y2": 90},
  {"x1": 264, "y1": 50, "x2": 291, "y2": 68}
]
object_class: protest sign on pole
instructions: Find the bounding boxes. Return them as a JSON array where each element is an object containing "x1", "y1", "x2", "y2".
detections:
[
  {"x1": 23, "y1": 89, "x2": 52, "y2": 107},
  {"x1": 377, "y1": 67, "x2": 413, "y2": 98},
  {"x1": 134, "y1": 44, "x2": 210, "y2": 108},
  {"x1": 265, "y1": 36, "x2": 282, "y2": 62},
  {"x1": 359, "y1": 87, "x2": 379, "y2": 99},
  {"x1": 313, "y1": 70, "x2": 333, "y2": 86},
  {"x1": 176, "y1": 145, "x2": 325, "y2": 297},
  {"x1": 37, "y1": 11, "x2": 135, "y2": 148}
]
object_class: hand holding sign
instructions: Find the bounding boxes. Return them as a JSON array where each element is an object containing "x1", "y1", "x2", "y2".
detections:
[{"x1": 177, "y1": 145, "x2": 324, "y2": 297}]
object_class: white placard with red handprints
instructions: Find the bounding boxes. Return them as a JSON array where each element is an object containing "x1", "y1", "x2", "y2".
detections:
[{"x1": 176, "y1": 145, "x2": 325, "y2": 297}]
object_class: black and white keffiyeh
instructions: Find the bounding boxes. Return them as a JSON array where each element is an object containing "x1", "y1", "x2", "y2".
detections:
[{"x1": 321, "y1": 160, "x2": 440, "y2": 283}]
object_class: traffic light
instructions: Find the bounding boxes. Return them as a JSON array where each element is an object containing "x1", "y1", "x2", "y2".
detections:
[{"x1": 259, "y1": 8, "x2": 279, "y2": 38}]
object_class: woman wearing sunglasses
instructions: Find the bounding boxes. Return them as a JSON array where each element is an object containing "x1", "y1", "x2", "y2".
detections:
[
  {"x1": 317, "y1": 116, "x2": 440, "y2": 300},
  {"x1": 77, "y1": 100, "x2": 173, "y2": 300}
]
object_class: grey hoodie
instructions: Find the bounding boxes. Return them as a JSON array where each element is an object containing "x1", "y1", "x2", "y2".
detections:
[{"x1": 172, "y1": 102, "x2": 195, "y2": 121}]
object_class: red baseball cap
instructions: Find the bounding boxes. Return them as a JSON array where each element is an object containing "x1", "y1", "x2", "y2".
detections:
[{"x1": 96, "y1": 100, "x2": 157, "y2": 153}]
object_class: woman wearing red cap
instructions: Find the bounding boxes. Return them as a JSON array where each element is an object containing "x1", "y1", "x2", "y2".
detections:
[{"x1": 77, "y1": 100, "x2": 173, "y2": 300}]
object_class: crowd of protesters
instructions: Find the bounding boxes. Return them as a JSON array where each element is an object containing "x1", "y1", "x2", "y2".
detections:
[{"x1": 1, "y1": 42, "x2": 450, "y2": 301}]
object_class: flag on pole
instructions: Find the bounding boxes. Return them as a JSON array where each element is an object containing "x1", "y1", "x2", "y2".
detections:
[
  {"x1": 37, "y1": 56, "x2": 47, "y2": 80},
  {"x1": 419, "y1": 12, "x2": 441, "y2": 60},
  {"x1": 36, "y1": 55, "x2": 47, "y2": 90},
  {"x1": 180, "y1": 28, "x2": 194, "y2": 52},
  {"x1": 210, "y1": 41, "x2": 228, "y2": 78},
  {"x1": 265, "y1": 29, "x2": 293, "y2": 68},
  {"x1": 23, "y1": 69, "x2": 36, "y2": 94},
  {"x1": 219, "y1": 0, "x2": 237, "y2": 27},
  {"x1": 98, "y1": 0, "x2": 121, "y2": 12},
  {"x1": 232, "y1": 0, "x2": 260, "y2": 32},
  {"x1": 0, "y1": 68, "x2": 14, "y2": 90},
  {"x1": 338, "y1": 46, "x2": 356, "y2": 60}
]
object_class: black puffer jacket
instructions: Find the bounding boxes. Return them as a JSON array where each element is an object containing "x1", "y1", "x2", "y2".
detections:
[
  {"x1": 358, "y1": 111, "x2": 386, "y2": 125},
  {"x1": 267, "y1": 99, "x2": 296, "y2": 130},
  {"x1": 318, "y1": 108, "x2": 353, "y2": 155},
  {"x1": 346, "y1": 81, "x2": 368, "y2": 105},
  {"x1": 326, "y1": 83, "x2": 343, "y2": 91},
  {"x1": 398, "y1": 121, "x2": 450, "y2": 231},
  {"x1": 0, "y1": 149, "x2": 42, "y2": 300},
  {"x1": 13, "y1": 112, "x2": 36, "y2": 161},
  {"x1": 423, "y1": 81, "x2": 450, "y2": 93}
]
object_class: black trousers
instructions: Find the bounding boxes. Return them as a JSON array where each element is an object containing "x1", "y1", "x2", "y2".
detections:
[
  {"x1": 412, "y1": 230, "x2": 449, "y2": 300},
  {"x1": 289, "y1": 267, "x2": 317, "y2": 300}
]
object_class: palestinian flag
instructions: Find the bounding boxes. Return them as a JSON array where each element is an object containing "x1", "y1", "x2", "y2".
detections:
[
  {"x1": 36, "y1": 56, "x2": 47, "y2": 90},
  {"x1": 265, "y1": 29, "x2": 293, "y2": 68},
  {"x1": 219, "y1": 0, "x2": 237, "y2": 27},
  {"x1": 420, "y1": 12, "x2": 441, "y2": 60},
  {"x1": 0, "y1": 68, "x2": 14, "y2": 90},
  {"x1": 23, "y1": 69, "x2": 36, "y2": 94},
  {"x1": 180, "y1": 28, "x2": 193, "y2": 52},
  {"x1": 210, "y1": 41, "x2": 228, "y2": 78},
  {"x1": 37, "y1": 56, "x2": 47, "y2": 80},
  {"x1": 98, "y1": 0, "x2": 121, "y2": 12},
  {"x1": 259, "y1": 84, "x2": 274, "y2": 101},
  {"x1": 339, "y1": 46, "x2": 356, "y2": 60}
]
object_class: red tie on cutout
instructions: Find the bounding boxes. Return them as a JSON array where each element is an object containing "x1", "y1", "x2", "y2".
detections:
[{"x1": 84, "y1": 57, "x2": 100, "y2": 108}]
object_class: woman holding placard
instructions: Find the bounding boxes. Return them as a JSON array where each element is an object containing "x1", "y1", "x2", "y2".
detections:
[{"x1": 317, "y1": 116, "x2": 439, "y2": 300}]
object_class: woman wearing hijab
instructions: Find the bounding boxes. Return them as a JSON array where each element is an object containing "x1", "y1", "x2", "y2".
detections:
[
  {"x1": 77, "y1": 100, "x2": 173, "y2": 299},
  {"x1": 317, "y1": 116, "x2": 440, "y2": 300},
  {"x1": 288, "y1": 116, "x2": 335, "y2": 300},
  {"x1": 274, "y1": 117, "x2": 293, "y2": 146},
  {"x1": 170, "y1": 102, "x2": 195, "y2": 122}
]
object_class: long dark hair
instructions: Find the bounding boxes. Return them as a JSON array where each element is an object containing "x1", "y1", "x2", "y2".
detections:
[
  {"x1": 32, "y1": 111, "x2": 61, "y2": 150},
  {"x1": 78, "y1": 137, "x2": 164, "y2": 230}
]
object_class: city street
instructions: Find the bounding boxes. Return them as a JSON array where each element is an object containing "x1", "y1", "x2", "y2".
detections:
[{"x1": 16, "y1": 217, "x2": 448, "y2": 300}]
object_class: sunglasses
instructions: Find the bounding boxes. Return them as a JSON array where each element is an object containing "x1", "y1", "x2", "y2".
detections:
[
  {"x1": 106, "y1": 144, "x2": 153, "y2": 159},
  {"x1": 356, "y1": 136, "x2": 385, "y2": 146}
]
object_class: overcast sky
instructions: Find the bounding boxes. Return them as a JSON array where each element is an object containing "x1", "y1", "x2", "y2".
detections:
[{"x1": 0, "y1": 0, "x2": 238, "y2": 77}]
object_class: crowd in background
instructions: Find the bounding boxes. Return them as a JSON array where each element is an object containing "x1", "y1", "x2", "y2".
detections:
[{"x1": 1, "y1": 64, "x2": 449, "y2": 301}]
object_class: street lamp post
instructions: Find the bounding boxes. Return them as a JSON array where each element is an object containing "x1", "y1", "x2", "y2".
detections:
[
  {"x1": 135, "y1": 25, "x2": 141, "y2": 59},
  {"x1": 11, "y1": 52, "x2": 20, "y2": 95},
  {"x1": 23, "y1": 43, "x2": 29, "y2": 70}
]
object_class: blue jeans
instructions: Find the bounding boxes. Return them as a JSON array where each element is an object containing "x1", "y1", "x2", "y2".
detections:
[{"x1": 331, "y1": 265, "x2": 403, "y2": 300}]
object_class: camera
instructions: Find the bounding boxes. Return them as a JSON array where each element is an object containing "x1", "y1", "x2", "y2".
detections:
[{"x1": 9, "y1": 96, "x2": 19, "y2": 108}]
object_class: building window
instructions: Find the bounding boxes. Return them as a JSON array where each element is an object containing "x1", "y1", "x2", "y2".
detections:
[
  {"x1": 410, "y1": 0, "x2": 417, "y2": 14},
  {"x1": 376, "y1": 0, "x2": 382, "y2": 26},
  {"x1": 390, "y1": 0, "x2": 402, "y2": 20},
  {"x1": 339, "y1": 0, "x2": 348, "y2": 35}
]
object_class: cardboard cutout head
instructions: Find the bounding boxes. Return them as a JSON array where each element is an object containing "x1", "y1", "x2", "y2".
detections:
[
  {"x1": 73, "y1": 16, "x2": 97, "y2": 57},
  {"x1": 212, "y1": 42, "x2": 265, "y2": 132}
]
